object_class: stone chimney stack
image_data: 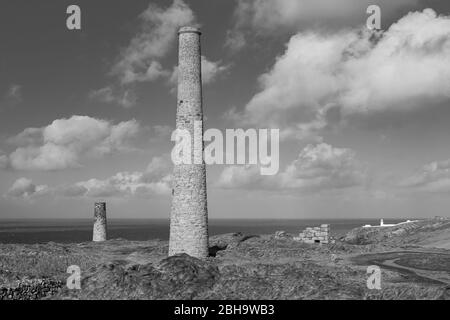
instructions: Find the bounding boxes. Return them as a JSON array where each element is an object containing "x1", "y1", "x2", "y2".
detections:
[
  {"x1": 93, "y1": 202, "x2": 107, "y2": 242},
  {"x1": 169, "y1": 26, "x2": 209, "y2": 258}
]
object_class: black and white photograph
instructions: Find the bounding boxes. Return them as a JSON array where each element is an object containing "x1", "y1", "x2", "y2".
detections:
[{"x1": 0, "y1": 0, "x2": 449, "y2": 309}]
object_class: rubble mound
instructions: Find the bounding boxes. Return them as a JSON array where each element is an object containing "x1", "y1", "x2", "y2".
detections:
[
  {"x1": 55, "y1": 254, "x2": 219, "y2": 300},
  {"x1": 209, "y1": 232, "x2": 260, "y2": 253},
  {"x1": 0, "y1": 278, "x2": 62, "y2": 300}
]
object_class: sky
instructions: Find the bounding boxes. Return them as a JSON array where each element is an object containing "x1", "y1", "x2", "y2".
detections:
[{"x1": 0, "y1": 0, "x2": 450, "y2": 219}]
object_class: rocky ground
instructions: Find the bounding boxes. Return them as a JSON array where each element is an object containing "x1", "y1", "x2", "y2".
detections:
[{"x1": 0, "y1": 218, "x2": 449, "y2": 300}]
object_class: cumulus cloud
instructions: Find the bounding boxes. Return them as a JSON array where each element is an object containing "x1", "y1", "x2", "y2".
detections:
[
  {"x1": 76, "y1": 171, "x2": 171, "y2": 198},
  {"x1": 6, "y1": 178, "x2": 50, "y2": 198},
  {"x1": 67, "y1": 157, "x2": 171, "y2": 198},
  {"x1": 230, "y1": 9, "x2": 450, "y2": 139},
  {"x1": 5, "y1": 156, "x2": 172, "y2": 199},
  {"x1": 95, "y1": 0, "x2": 229, "y2": 107},
  {"x1": 399, "y1": 160, "x2": 450, "y2": 193},
  {"x1": 217, "y1": 143, "x2": 366, "y2": 193},
  {"x1": 3, "y1": 115, "x2": 141, "y2": 171},
  {"x1": 227, "y1": 0, "x2": 418, "y2": 51},
  {"x1": 168, "y1": 56, "x2": 229, "y2": 88},
  {"x1": 111, "y1": 0, "x2": 196, "y2": 85},
  {"x1": 71, "y1": 156, "x2": 172, "y2": 198},
  {"x1": 56, "y1": 185, "x2": 88, "y2": 198},
  {"x1": 200, "y1": 57, "x2": 230, "y2": 84},
  {"x1": 225, "y1": 30, "x2": 247, "y2": 53}
]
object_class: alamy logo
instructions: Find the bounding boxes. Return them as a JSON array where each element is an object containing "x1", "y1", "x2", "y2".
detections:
[
  {"x1": 66, "y1": 265, "x2": 81, "y2": 290},
  {"x1": 366, "y1": 5, "x2": 381, "y2": 30},
  {"x1": 66, "y1": 5, "x2": 81, "y2": 30},
  {"x1": 366, "y1": 265, "x2": 381, "y2": 290},
  {"x1": 171, "y1": 121, "x2": 280, "y2": 175}
]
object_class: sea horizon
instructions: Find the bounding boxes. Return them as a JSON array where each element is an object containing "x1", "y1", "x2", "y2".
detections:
[
  {"x1": 0, "y1": 217, "x2": 423, "y2": 221},
  {"x1": 0, "y1": 217, "x2": 415, "y2": 244}
]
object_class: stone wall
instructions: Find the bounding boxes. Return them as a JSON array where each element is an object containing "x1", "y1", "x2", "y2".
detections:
[
  {"x1": 294, "y1": 224, "x2": 331, "y2": 244},
  {"x1": 169, "y1": 27, "x2": 209, "y2": 259},
  {"x1": 93, "y1": 202, "x2": 107, "y2": 242}
]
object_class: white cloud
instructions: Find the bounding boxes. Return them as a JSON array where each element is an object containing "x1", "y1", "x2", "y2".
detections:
[
  {"x1": 77, "y1": 170, "x2": 171, "y2": 198},
  {"x1": 89, "y1": 87, "x2": 137, "y2": 109},
  {"x1": 6, "y1": 127, "x2": 43, "y2": 147},
  {"x1": 6, "y1": 178, "x2": 50, "y2": 198},
  {"x1": 217, "y1": 143, "x2": 366, "y2": 193},
  {"x1": 200, "y1": 56, "x2": 230, "y2": 84},
  {"x1": 168, "y1": 56, "x2": 229, "y2": 88},
  {"x1": 89, "y1": 87, "x2": 115, "y2": 103},
  {"x1": 227, "y1": 0, "x2": 418, "y2": 49},
  {"x1": 225, "y1": 30, "x2": 247, "y2": 53},
  {"x1": 111, "y1": 0, "x2": 196, "y2": 85},
  {"x1": 74, "y1": 156, "x2": 172, "y2": 199},
  {"x1": 56, "y1": 185, "x2": 88, "y2": 198},
  {"x1": 279, "y1": 143, "x2": 367, "y2": 190},
  {"x1": 399, "y1": 160, "x2": 450, "y2": 193},
  {"x1": 3, "y1": 115, "x2": 141, "y2": 171},
  {"x1": 5, "y1": 156, "x2": 173, "y2": 199},
  {"x1": 231, "y1": 9, "x2": 450, "y2": 139},
  {"x1": 142, "y1": 156, "x2": 172, "y2": 182},
  {"x1": 216, "y1": 165, "x2": 264, "y2": 190},
  {"x1": 96, "y1": 0, "x2": 228, "y2": 107}
]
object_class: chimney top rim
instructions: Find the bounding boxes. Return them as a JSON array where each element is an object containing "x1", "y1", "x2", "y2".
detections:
[{"x1": 178, "y1": 26, "x2": 201, "y2": 35}]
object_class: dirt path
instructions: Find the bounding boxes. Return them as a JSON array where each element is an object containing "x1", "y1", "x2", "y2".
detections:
[{"x1": 351, "y1": 250, "x2": 450, "y2": 285}]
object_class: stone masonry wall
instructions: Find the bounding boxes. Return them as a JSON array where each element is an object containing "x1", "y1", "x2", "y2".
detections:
[
  {"x1": 93, "y1": 202, "x2": 107, "y2": 242},
  {"x1": 294, "y1": 224, "x2": 330, "y2": 244},
  {"x1": 169, "y1": 27, "x2": 209, "y2": 259}
]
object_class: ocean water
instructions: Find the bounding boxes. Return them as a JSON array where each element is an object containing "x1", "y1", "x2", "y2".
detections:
[{"x1": 0, "y1": 218, "x2": 408, "y2": 244}]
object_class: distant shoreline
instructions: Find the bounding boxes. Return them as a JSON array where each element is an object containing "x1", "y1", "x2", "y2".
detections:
[
  {"x1": 0, "y1": 218, "x2": 414, "y2": 244},
  {"x1": 0, "y1": 217, "x2": 425, "y2": 221}
]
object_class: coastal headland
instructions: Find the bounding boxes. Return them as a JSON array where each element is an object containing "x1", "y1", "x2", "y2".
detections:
[{"x1": 0, "y1": 217, "x2": 449, "y2": 300}]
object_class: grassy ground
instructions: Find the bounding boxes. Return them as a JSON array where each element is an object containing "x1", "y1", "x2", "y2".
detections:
[{"x1": 0, "y1": 218, "x2": 449, "y2": 300}]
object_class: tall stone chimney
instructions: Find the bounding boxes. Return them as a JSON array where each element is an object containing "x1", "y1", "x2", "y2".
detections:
[
  {"x1": 93, "y1": 202, "x2": 107, "y2": 242},
  {"x1": 169, "y1": 26, "x2": 209, "y2": 258}
]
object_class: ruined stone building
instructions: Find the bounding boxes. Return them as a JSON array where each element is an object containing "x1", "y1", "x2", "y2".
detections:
[{"x1": 294, "y1": 224, "x2": 331, "y2": 244}]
